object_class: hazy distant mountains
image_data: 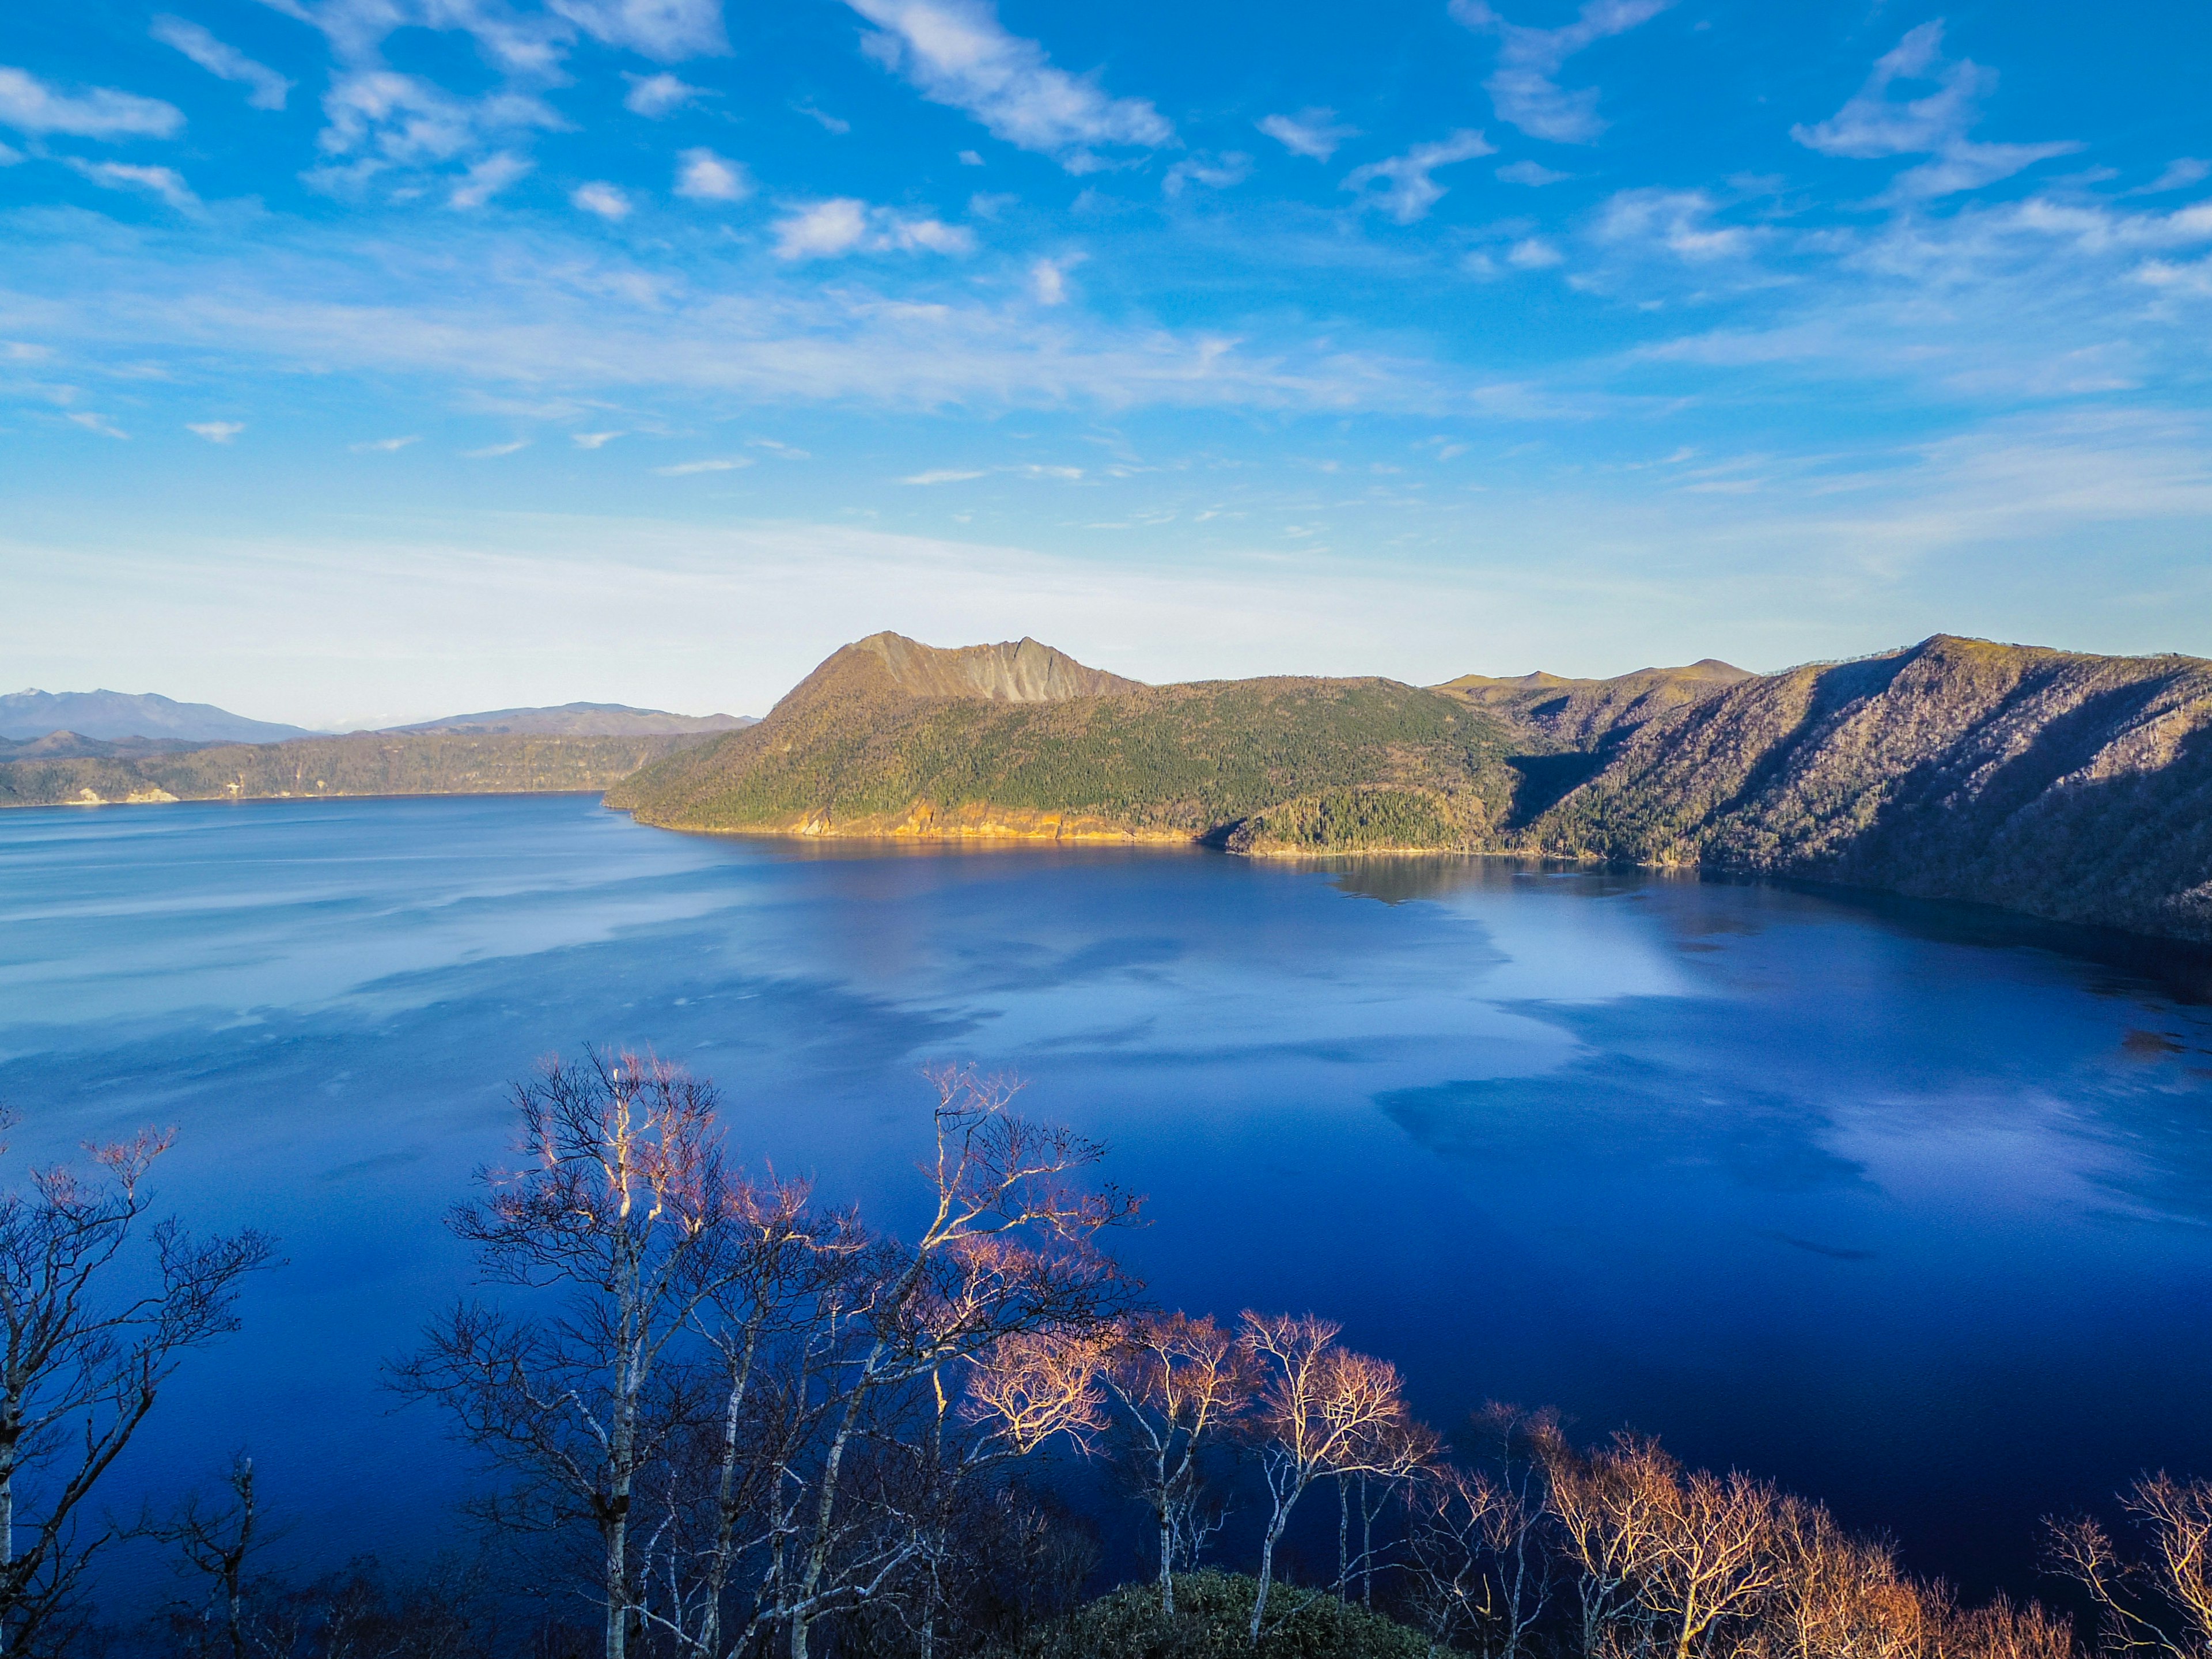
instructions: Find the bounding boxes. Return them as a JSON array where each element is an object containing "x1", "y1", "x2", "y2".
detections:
[
  {"x1": 0, "y1": 689, "x2": 312, "y2": 744},
  {"x1": 612, "y1": 631, "x2": 2212, "y2": 944},
  {"x1": 386, "y1": 703, "x2": 756, "y2": 737}
]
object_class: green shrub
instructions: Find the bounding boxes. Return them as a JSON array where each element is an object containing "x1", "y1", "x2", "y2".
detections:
[{"x1": 1001, "y1": 1571, "x2": 1435, "y2": 1659}]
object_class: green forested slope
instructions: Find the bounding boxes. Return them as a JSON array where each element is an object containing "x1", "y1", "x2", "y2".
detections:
[
  {"x1": 0, "y1": 732, "x2": 714, "y2": 808},
  {"x1": 1523, "y1": 635, "x2": 2212, "y2": 940},
  {"x1": 608, "y1": 638, "x2": 1521, "y2": 847}
]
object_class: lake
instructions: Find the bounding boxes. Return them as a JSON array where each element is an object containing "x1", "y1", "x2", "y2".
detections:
[{"x1": 3, "y1": 793, "x2": 2211, "y2": 1603}]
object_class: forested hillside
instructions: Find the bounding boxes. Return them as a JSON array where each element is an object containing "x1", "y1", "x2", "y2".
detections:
[
  {"x1": 612, "y1": 631, "x2": 2212, "y2": 942},
  {"x1": 1523, "y1": 635, "x2": 2212, "y2": 941},
  {"x1": 0, "y1": 730, "x2": 716, "y2": 808},
  {"x1": 609, "y1": 632, "x2": 1523, "y2": 847}
]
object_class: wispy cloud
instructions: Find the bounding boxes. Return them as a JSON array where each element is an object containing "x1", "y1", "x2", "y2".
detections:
[
  {"x1": 1497, "y1": 159, "x2": 1571, "y2": 186},
  {"x1": 1257, "y1": 109, "x2": 1358, "y2": 162},
  {"x1": 311, "y1": 72, "x2": 564, "y2": 194},
  {"x1": 844, "y1": 0, "x2": 1172, "y2": 172},
  {"x1": 463, "y1": 439, "x2": 529, "y2": 456},
  {"x1": 1450, "y1": 0, "x2": 1671, "y2": 144},
  {"x1": 572, "y1": 181, "x2": 632, "y2": 219},
  {"x1": 655, "y1": 456, "x2": 755, "y2": 475},
  {"x1": 151, "y1": 16, "x2": 292, "y2": 111},
  {"x1": 547, "y1": 0, "x2": 728, "y2": 60},
  {"x1": 66, "y1": 158, "x2": 200, "y2": 212},
  {"x1": 351, "y1": 434, "x2": 419, "y2": 452},
  {"x1": 1164, "y1": 152, "x2": 1251, "y2": 199},
  {"x1": 572, "y1": 430, "x2": 623, "y2": 448},
  {"x1": 1592, "y1": 187, "x2": 1752, "y2": 261},
  {"x1": 794, "y1": 101, "x2": 851, "y2": 134},
  {"x1": 2131, "y1": 158, "x2": 2209, "y2": 197},
  {"x1": 771, "y1": 198, "x2": 974, "y2": 260},
  {"x1": 0, "y1": 65, "x2": 184, "y2": 139},
  {"x1": 623, "y1": 73, "x2": 706, "y2": 118},
  {"x1": 1028, "y1": 254, "x2": 1082, "y2": 305},
  {"x1": 1791, "y1": 23, "x2": 2077, "y2": 200},
  {"x1": 187, "y1": 420, "x2": 244, "y2": 442},
  {"x1": 68, "y1": 411, "x2": 129, "y2": 438},
  {"x1": 1342, "y1": 131, "x2": 1494, "y2": 223},
  {"x1": 675, "y1": 147, "x2": 751, "y2": 202},
  {"x1": 902, "y1": 468, "x2": 987, "y2": 483},
  {"x1": 449, "y1": 151, "x2": 532, "y2": 209}
]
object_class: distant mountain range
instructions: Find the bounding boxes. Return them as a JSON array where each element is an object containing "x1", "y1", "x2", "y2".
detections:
[
  {"x1": 611, "y1": 631, "x2": 2212, "y2": 944},
  {"x1": 0, "y1": 690, "x2": 755, "y2": 745},
  {"x1": 11, "y1": 638, "x2": 2210, "y2": 944},
  {"x1": 385, "y1": 703, "x2": 756, "y2": 737},
  {"x1": 0, "y1": 689, "x2": 312, "y2": 744}
]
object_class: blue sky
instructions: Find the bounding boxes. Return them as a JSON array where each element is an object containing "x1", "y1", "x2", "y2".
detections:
[{"x1": 2, "y1": 0, "x2": 2209, "y2": 725}]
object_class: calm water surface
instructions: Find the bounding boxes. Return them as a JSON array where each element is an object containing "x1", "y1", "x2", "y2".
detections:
[{"x1": 5, "y1": 794, "x2": 2212, "y2": 1599}]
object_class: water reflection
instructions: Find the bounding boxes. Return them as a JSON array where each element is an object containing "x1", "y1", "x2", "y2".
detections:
[{"x1": 1, "y1": 799, "x2": 2210, "y2": 1604}]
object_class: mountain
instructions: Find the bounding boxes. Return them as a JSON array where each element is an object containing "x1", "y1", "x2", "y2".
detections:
[
  {"x1": 0, "y1": 732, "x2": 719, "y2": 809},
  {"x1": 1522, "y1": 635, "x2": 2212, "y2": 942},
  {"x1": 388, "y1": 702, "x2": 757, "y2": 736},
  {"x1": 1437, "y1": 658, "x2": 1753, "y2": 747},
  {"x1": 607, "y1": 632, "x2": 1520, "y2": 846},
  {"x1": 0, "y1": 731, "x2": 215, "y2": 761},
  {"x1": 0, "y1": 689, "x2": 313, "y2": 744},
  {"x1": 612, "y1": 631, "x2": 2212, "y2": 944}
]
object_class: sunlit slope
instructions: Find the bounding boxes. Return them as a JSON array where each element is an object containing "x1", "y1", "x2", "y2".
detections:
[
  {"x1": 1524, "y1": 635, "x2": 2212, "y2": 940},
  {"x1": 0, "y1": 732, "x2": 713, "y2": 807},
  {"x1": 608, "y1": 632, "x2": 1522, "y2": 847}
]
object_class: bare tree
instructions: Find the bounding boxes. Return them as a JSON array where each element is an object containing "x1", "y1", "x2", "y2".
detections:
[
  {"x1": 153, "y1": 1455, "x2": 282, "y2": 1659},
  {"x1": 1405, "y1": 1408, "x2": 1562, "y2": 1659},
  {"x1": 2051, "y1": 1473, "x2": 2212, "y2": 1659},
  {"x1": 0, "y1": 1118, "x2": 276, "y2": 1656},
  {"x1": 763, "y1": 1066, "x2": 1137, "y2": 1659},
  {"x1": 390, "y1": 1048, "x2": 743, "y2": 1659},
  {"x1": 1237, "y1": 1313, "x2": 1431, "y2": 1642},
  {"x1": 1549, "y1": 1435, "x2": 1784, "y2": 1659},
  {"x1": 1095, "y1": 1313, "x2": 1257, "y2": 1616}
]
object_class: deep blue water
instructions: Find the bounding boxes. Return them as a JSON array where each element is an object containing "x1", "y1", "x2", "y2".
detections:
[{"x1": 5, "y1": 794, "x2": 2212, "y2": 1603}]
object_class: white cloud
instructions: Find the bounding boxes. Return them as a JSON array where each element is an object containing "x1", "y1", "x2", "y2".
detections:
[
  {"x1": 771, "y1": 198, "x2": 975, "y2": 260},
  {"x1": 573, "y1": 181, "x2": 632, "y2": 219},
  {"x1": 1508, "y1": 236, "x2": 1565, "y2": 268},
  {"x1": 187, "y1": 421, "x2": 244, "y2": 442},
  {"x1": 2131, "y1": 158, "x2": 2209, "y2": 196},
  {"x1": 674, "y1": 147, "x2": 750, "y2": 202},
  {"x1": 0, "y1": 141, "x2": 20, "y2": 165},
  {"x1": 313, "y1": 72, "x2": 563, "y2": 192},
  {"x1": 449, "y1": 150, "x2": 532, "y2": 208},
  {"x1": 1497, "y1": 159, "x2": 1570, "y2": 186},
  {"x1": 464, "y1": 440, "x2": 529, "y2": 456},
  {"x1": 794, "y1": 101, "x2": 851, "y2": 134},
  {"x1": 0, "y1": 65, "x2": 184, "y2": 139},
  {"x1": 572, "y1": 430, "x2": 623, "y2": 448},
  {"x1": 844, "y1": 0, "x2": 1172, "y2": 172},
  {"x1": 623, "y1": 72, "x2": 706, "y2": 117},
  {"x1": 1342, "y1": 130, "x2": 1494, "y2": 224},
  {"x1": 1257, "y1": 108, "x2": 1357, "y2": 162},
  {"x1": 545, "y1": 0, "x2": 728, "y2": 61},
  {"x1": 351, "y1": 435, "x2": 419, "y2": 452},
  {"x1": 151, "y1": 16, "x2": 293, "y2": 111},
  {"x1": 654, "y1": 456, "x2": 755, "y2": 474},
  {"x1": 67, "y1": 412, "x2": 129, "y2": 438},
  {"x1": 1028, "y1": 254, "x2": 1082, "y2": 304},
  {"x1": 1449, "y1": 0, "x2": 1671, "y2": 144},
  {"x1": 1593, "y1": 187, "x2": 1751, "y2": 260},
  {"x1": 902, "y1": 468, "x2": 986, "y2": 484},
  {"x1": 1790, "y1": 23, "x2": 2077, "y2": 201},
  {"x1": 1164, "y1": 151, "x2": 1251, "y2": 199},
  {"x1": 65, "y1": 158, "x2": 200, "y2": 211},
  {"x1": 957, "y1": 149, "x2": 983, "y2": 165}
]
